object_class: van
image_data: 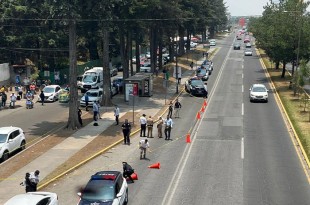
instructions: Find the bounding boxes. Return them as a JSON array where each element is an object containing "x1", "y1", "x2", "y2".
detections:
[{"x1": 81, "y1": 67, "x2": 103, "y2": 93}]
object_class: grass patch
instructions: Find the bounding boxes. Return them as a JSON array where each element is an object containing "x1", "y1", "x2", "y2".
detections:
[{"x1": 258, "y1": 49, "x2": 310, "y2": 160}]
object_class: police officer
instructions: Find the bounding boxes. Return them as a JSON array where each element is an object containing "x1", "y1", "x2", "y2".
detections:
[{"x1": 122, "y1": 119, "x2": 131, "y2": 145}]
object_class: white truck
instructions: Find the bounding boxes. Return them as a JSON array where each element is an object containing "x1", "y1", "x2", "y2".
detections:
[{"x1": 81, "y1": 67, "x2": 103, "y2": 93}]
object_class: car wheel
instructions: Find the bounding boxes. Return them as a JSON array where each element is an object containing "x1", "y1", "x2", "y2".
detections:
[
  {"x1": 2, "y1": 151, "x2": 9, "y2": 162},
  {"x1": 124, "y1": 190, "x2": 128, "y2": 205},
  {"x1": 20, "y1": 140, "x2": 26, "y2": 151}
]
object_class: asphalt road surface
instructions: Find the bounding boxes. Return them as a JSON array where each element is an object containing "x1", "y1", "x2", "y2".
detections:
[{"x1": 41, "y1": 33, "x2": 310, "y2": 204}]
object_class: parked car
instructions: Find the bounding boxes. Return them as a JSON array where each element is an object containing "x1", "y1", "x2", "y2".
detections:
[
  {"x1": 249, "y1": 84, "x2": 269, "y2": 102},
  {"x1": 201, "y1": 60, "x2": 214, "y2": 71},
  {"x1": 185, "y1": 77, "x2": 208, "y2": 97},
  {"x1": 209, "y1": 39, "x2": 216, "y2": 46},
  {"x1": 77, "y1": 171, "x2": 128, "y2": 205},
  {"x1": 244, "y1": 49, "x2": 253, "y2": 56},
  {"x1": 80, "y1": 89, "x2": 103, "y2": 107},
  {"x1": 110, "y1": 67, "x2": 118, "y2": 77},
  {"x1": 0, "y1": 126, "x2": 26, "y2": 162},
  {"x1": 236, "y1": 36, "x2": 242, "y2": 40},
  {"x1": 140, "y1": 63, "x2": 151, "y2": 73},
  {"x1": 4, "y1": 192, "x2": 59, "y2": 205},
  {"x1": 196, "y1": 68, "x2": 209, "y2": 81},
  {"x1": 58, "y1": 89, "x2": 70, "y2": 103},
  {"x1": 190, "y1": 41, "x2": 198, "y2": 48},
  {"x1": 233, "y1": 42, "x2": 241, "y2": 50},
  {"x1": 112, "y1": 77, "x2": 124, "y2": 92},
  {"x1": 38, "y1": 85, "x2": 61, "y2": 102}
]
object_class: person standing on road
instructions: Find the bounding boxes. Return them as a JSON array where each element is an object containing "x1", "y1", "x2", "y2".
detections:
[
  {"x1": 139, "y1": 114, "x2": 147, "y2": 137},
  {"x1": 146, "y1": 116, "x2": 154, "y2": 138},
  {"x1": 167, "y1": 101, "x2": 173, "y2": 119},
  {"x1": 39, "y1": 91, "x2": 45, "y2": 105},
  {"x1": 29, "y1": 170, "x2": 40, "y2": 191},
  {"x1": 93, "y1": 101, "x2": 99, "y2": 121},
  {"x1": 164, "y1": 115, "x2": 173, "y2": 140},
  {"x1": 174, "y1": 98, "x2": 182, "y2": 118},
  {"x1": 18, "y1": 85, "x2": 23, "y2": 99},
  {"x1": 204, "y1": 82, "x2": 208, "y2": 98},
  {"x1": 157, "y1": 116, "x2": 164, "y2": 138},
  {"x1": 122, "y1": 162, "x2": 134, "y2": 183},
  {"x1": 10, "y1": 93, "x2": 17, "y2": 108},
  {"x1": 139, "y1": 139, "x2": 150, "y2": 159},
  {"x1": 114, "y1": 105, "x2": 120, "y2": 125},
  {"x1": 78, "y1": 109, "x2": 83, "y2": 126},
  {"x1": 190, "y1": 61, "x2": 194, "y2": 70},
  {"x1": 122, "y1": 119, "x2": 131, "y2": 145},
  {"x1": 1, "y1": 92, "x2": 7, "y2": 108},
  {"x1": 84, "y1": 92, "x2": 89, "y2": 111}
]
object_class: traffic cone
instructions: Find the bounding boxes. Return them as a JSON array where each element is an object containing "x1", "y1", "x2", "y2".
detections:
[
  {"x1": 196, "y1": 111, "x2": 201, "y2": 120},
  {"x1": 148, "y1": 162, "x2": 160, "y2": 169},
  {"x1": 200, "y1": 106, "x2": 205, "y2": 112},
  {"x1": 126, "y1": 172, "x2": 138, "y2": 181},
  {"x1": 186, "y1": 133, "x2": 191, "y2": 143},
  {"x1": 203, "y1": 99, "x2": 207, "y2": 107}
]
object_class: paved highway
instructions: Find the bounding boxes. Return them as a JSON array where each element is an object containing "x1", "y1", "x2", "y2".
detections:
[{"x1": 42, "y1": 33, "x2": 310, "y2": 205}]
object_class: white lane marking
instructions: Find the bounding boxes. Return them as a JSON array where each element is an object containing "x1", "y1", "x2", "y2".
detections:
[
  {"x1": 242, "y1": 73, "x2": 244, "y2": 79},
  {"x1": 242, "y1": 64, "x2": 244, "y2": 69},
  {"x1": 241, "y1": 137, "x2": 244, "y2": 159},
  {"x1": 242, "y1": 85, "x2": 244, "y2": 93},
  {"x1": 242, "y1": 103, "x2": 244, "y2": 116},
  {"x1": 161, "y1": 36, "x2": 235, "y2": 205}
]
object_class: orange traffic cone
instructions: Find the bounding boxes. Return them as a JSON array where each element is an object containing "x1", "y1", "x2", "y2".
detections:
[
  {"x1": 203, "y1": 99, "x2": 207, "y2": 107},
  {"x1": 196, "y1": 111, "x2": 201, "y2": 120},
  {"x1": 148, "y1": 162, "x2": 160, "y2": 169},
  {"x1": 200, "y1": 106, "x2": 205, "y2": 112},
  {"x1": 186, "y1": 133, "x2": 191, "y2": 143},
  {"x1": 126, "y1": 172, "x2": 138, "y2": 181}
]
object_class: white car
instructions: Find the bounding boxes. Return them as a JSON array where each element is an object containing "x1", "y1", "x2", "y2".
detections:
[
  {"x1": 190, "y1": 41, "x2": 198, "y2": 48},
  {"x1": 39, "y1": 85, "x2": 61, "y2": 102},
  {"x1": 80, "y1": 88, "x2": 103, "y2": 107},
  {"x1": 77, "y1": 171, "x2": 128, "y2": 205},
  {"x1": 209, "y1": 39, "x2": 216, "y2": 46},
  {"x1": 5, "y1": 192, "x2": 59, "y2": 205},
  {"x1": 244, "y1": 49, "x2": 253, "y2": 56},
  {"x1": 140, "y1": 63, "x2": 151, "y2": 73},
  {"x1": 77, "y1": 75, "x2": 83, "y2": 89},
  {"x1": 0, "y1": 126, "x2": 26, "y2": 162},
  {"x1": 249, "y1": 84, "x2": 269, "y2": 102}
]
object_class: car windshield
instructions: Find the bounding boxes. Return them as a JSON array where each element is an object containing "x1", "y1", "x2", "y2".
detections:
[
  {"x1": 245, "y1": 49, "x2": 252, "y2": 52},
  {"x1": 191, "y1": 80, "x2": 203, "y2": 86},
  {"x1": 83, "y1": 73, "x2": 97, "y2": 83},
  {"x1": 0, "y1": 134, "x2": 8, "y2": 143},
  {"x1": 81, "y1": 180, "x2": 115, "y2": 201},
  {"x1": 43, "y1": 87, "x2": 55, "y2": 93},
  {"x1": 197, "y1": 69, "x2": 207, "y2": 76},
  {"x1": 252, "y1": 87, "x2": 266, "y2": 92},
  {"x1": 86, "y1": 92, "x2": 99, "y2": 97}
]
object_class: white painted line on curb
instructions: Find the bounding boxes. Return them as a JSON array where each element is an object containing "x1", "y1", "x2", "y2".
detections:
[
  {"x1": 242, "y1": 85, "x2": 244, "y2": 93},
  {"x1": 242, "y1": 103, "x2": 244, "y2": 116},
  {"x1": 241, "y1": 137, "x2": 244, "y2": 159}
]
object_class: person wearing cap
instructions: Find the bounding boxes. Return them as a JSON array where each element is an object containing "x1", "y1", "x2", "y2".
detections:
[
  {"x1": 29, "y1": 170, "x2": 40, "y2": 191},
  {"x1": 139, "y1": 114, "x2": 147, "y2": 137},
  {"x1": 122, "y1": 162, "x2": 134, "y2": 183},
  {"x1": 139, "y1": 139, "x2": 150, "y2": 159},
  {"x1": 146, "y1": 115, "x2": 154, "y2": 138}
]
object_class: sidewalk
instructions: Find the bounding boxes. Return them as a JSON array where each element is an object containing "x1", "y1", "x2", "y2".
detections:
[{"x1": 0, "y1": 48, "x2": 213, "y2": 203}]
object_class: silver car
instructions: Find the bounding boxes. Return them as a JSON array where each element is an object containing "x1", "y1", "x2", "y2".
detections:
[{"x1": 249, "y1": 84, "x2": 269, "y2": 102}]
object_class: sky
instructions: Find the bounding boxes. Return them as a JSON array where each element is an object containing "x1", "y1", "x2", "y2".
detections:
[{"x1": 225, "y1": 0, "x2": 270, "y2": 16}]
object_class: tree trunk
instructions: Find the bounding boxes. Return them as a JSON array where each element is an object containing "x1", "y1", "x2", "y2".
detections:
[
  {"x1": 291, "y1": 62, "x2": 295, "y2": 76},
  {"x1": 102, "y1": 27, "x2": 112, "y2": 106},
  {"x1": 158, "y1": 28, "x2": 163, "y2": 70},
  {"x1": 281, "y1": 62, "x2": 286, "y2": 78},
  {"x1": 88, "y1": 39, "x2": 99, "y2": 60},
  {"x1": 120, "y1": 27, "x2": 129, "y2": 79},
  {"x1": 150, "y1": 25, "x2": 157, "y2": 73},
  {"x1": 67, "y1": 19, "x2": 80, "y2": 130},
  {"x1": 186, "y1": 30, "x2": 191, "y2": 51},
  {"x1": 179, "y1": 27, "x2": 185, "y2": 55},
  {"x1": 135, "y1": 33, "x2": 140, "y2": 73},
  {"x1": 275, "y1": 61, "x2": 280, "y2": 69}
]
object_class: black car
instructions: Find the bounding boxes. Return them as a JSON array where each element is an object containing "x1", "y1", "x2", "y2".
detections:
[
  {"x1": 233, "y1": 43, "x2": 241, "y2": 50},
  {"x1": 185, "y1": 78, "x2": 208, "y2": 97},
  {"x1": 77, "y1": 171, "x2": 128, "y2": 205}
]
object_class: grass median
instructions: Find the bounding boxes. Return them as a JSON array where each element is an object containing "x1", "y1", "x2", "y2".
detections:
[{"x1": 259, "y1": 49, "x2": 310, "y2": 161}]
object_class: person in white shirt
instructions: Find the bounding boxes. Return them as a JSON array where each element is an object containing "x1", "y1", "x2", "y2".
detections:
[
  {"x1": 93, "y1": 101, "x2": 99, "y2": 121},
  {"x1": 164, "y1": 115, "x2": 173, "y2": 140},
  {"x1": 29, "y1": 170, "x2": 40, "y2": 191},
  {"x1": 10, "y1": 93, "x2": 17, "y2": 108},
  {"x1": 139, "y1": 139, "x2": 150, "y2": 159},
  {"x1": 114, "y1": 105, "x2": 120, "y2": 125},
  {"x1": 139, "y1": 114, "x2": 147, "y2": 137}
]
